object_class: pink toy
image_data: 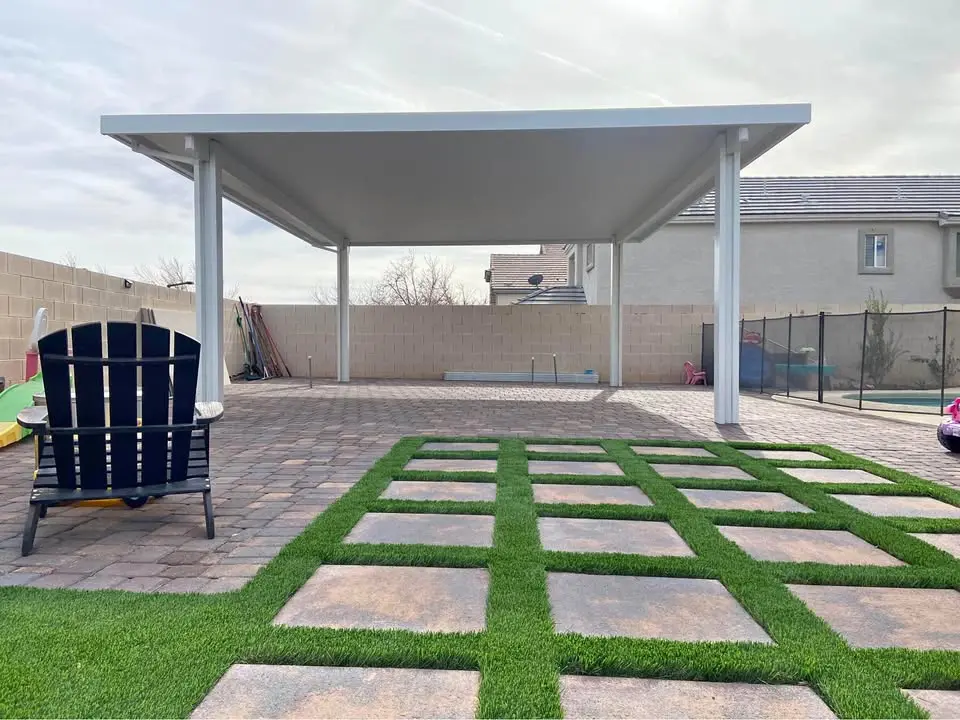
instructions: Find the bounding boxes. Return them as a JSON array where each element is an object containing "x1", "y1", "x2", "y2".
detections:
[
  {"x1": 938, "y1": 398, "x2": 960, "y2": 452},
  {"x1": 683, "y1": 361, "x2": 707, "y2": 385}
]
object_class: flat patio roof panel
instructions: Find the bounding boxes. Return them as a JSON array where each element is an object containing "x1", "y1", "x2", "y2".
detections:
[{"x1": 101, "y1": 104, "x2": 811, "y2": 248}]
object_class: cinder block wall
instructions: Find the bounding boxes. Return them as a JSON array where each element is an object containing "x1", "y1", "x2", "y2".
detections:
[{"x1": 0, "y1": 252, "x2": 244, "y2": 384}]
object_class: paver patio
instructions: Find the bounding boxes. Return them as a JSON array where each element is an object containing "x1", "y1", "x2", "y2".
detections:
[
  {"x1": 631, "y1": 445, "x2": 716, "y2": 457},
  {"x1": 782, "y1": 467, "x2": 893, "y2": 484},
  {"x1": 741, "y1": 449, "x2": 830, "y2": 462},
  {"x1": 830, "y1": 494, "x2": 960, "y2": 518},
  {"x1": 4, "y1": 382, "x2": 960, "y2": 719},
  {"x1": 420, "y1": 441, "x2": 498, "y2": 452},
  {"x1": 528, "y1": 460, "x2": 624, "y2": 475},
  {"x1": 526, "y1": 444, "x2": 605, "y2": 454},
  {"x1": 404, "y1": 458, "x2": 498, "y2": 473},
  {"x1": 559, "y1": 676, "x2": 836, "y2": 719},
  {"x1": 902, "y1": 689, "x2": 960, "y2": 719},
  {"x1": 381, "y1": 480, "x2": 497, "y2": 502},
  {"x1": 909, "y1": 532, "x2": 960, "y2": 558}
]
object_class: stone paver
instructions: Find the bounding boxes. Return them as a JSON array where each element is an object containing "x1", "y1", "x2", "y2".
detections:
[
  {"x1": 681, "y1": 489, "x2": 813, "y2": 513},
  {"x1": 903, "y1": 689, "x2": 960, "y2": 719},
  {"x1": 830, "y1": 494, "x2": 960, "y2": 518},
  {"x1": 404, "y1": 458, "x2": 497, "y2": 473},
  {"x1": 548, "y1": 573, "x2": 772, "y2": 642},
  {"x1": 421, "y1": 442, "x2": 498, "y2": 452},
  {"x1": 381, "y1": 481, "x2": 497, "y2": 502},
  {"x1": 781, "y1": 467, "x2": 893, "y2": 484},
  {"x1": 4, "y1": 380, "x2": 960, "y2": 592},
  {"x1": 345, "y1": 513, "x2": 494, "y2": 547},
  {"x1": 717, "y1": 526, "x2": 903, "y2": 565},
  {"x1": 788, "y1": 584, "x2": 960, "y2": 650},
  {"x1": 539, "y1": 518, "x2": 693, "y2": 556},
  {"x1": 632, "y1": 446, "x2": 716, "y2": 457},
  {"x1": 560, "y1": 675, "x2": 835, "y2": 719},
  {"x1": 651, "y1": 463, "x2": 753, "y2": 480},
  {"x1": 528, "y1": 460, "x2": 624, "y2": 476},
  {"x1": 909, "y1": 532, "x2": 960, "y2": 558},
  {"x1": 741, "y1": 449, "x2": 830, "y2": 462},
  {"x1": 532, "y1": 484, "x2": 651, "y2": 506},
  {"x1": 273, "y1": 565, "x2": 488, "y2": 632},
  {"x1": 191, "y1": 665, "x2": 479, "y2": 719},
  {"x1": 527, "y1": 444, "x2": 605, "y2": 454}
]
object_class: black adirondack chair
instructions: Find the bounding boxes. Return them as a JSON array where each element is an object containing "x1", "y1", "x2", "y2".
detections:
[{"x1": 16, "y1": 321, "x2": 222, "y2": 555}]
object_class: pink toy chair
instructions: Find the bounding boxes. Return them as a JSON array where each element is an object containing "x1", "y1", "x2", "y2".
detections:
[{"x1": 683, "y1": 361, "x2": 707, "y2": 385}]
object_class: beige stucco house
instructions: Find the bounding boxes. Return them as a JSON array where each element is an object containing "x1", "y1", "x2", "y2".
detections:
[{"x1": 568, "y1": 176, "x2": 960, "y2": 307}]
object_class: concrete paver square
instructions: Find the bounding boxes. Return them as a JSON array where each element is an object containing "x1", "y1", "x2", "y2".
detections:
[
  {"x1": 345, "y1": 512, "x2": 494, "y2": 547},
  {"x1": 782, "y1": 467, "x2": 893, "y2": 484},
  {"x1": 532, "y1": 484, "x2": 651, "y2": 506},
  {"x1": 681, "y1": 489, "x2": 812, "y2": 513},
  {"x1": 382, "y1": 481, "x2": 496, "y2": 502},
  {"x1": 529, "y1": 460, "x2": 624, "y2": 476},
  {"x1": 651, "y1": 463, "x2": 753, "y2": 480},
  {"x1": 742, "y1": 449, "x2": 830, "y2": 462},
  {"x1": 788, "y1": 584, "x2": 960, "y2": 650},
  {"x1": 539, "y1": 518, "x2": 693, "y2": 556},
  {"x1": 632, "y1": 446, "x2": 716, "y2": 458},
  {"x1": 830, "y1": 494, "x2": 960, "y2": 518},
  {"x1": 903, "y1": 689, "x2": 960, "y2": 719},
  {"x1": 191, "y1": 664, "x2": 479, "y2": 719},
  {"x1": 420, "y1": 442, "x2": 498, "y2": 452},
  {"x1": 908, "y1": 533, "x2": 960, "y2": 559},
  {"x1": 405, "y1": 458, "x2": 497, "y2": 473},
  {"x1": 560, "y1": 675, "x2": 835, "y2": 719},
  {"x1": 548, "y1": 573, "x2": 772, "y2": 642},
  {"x1": 717, "y1": 526, "x2": 903, "y2": 566},
  {"x1": 273, "y1": 565, "x2": 488, "y2": 632},
  {"x1": 527, "y1": 444, "x2": 605, "y2": 454}
]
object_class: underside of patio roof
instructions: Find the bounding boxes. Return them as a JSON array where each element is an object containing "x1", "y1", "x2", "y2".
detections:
[{"x1": 101, "y1": 103, "x2": 811, "y2": 424}]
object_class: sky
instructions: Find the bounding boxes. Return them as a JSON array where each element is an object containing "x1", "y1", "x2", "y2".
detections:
[{"x1": 1, "y1": 0, "x2": 958, "y2": 303}]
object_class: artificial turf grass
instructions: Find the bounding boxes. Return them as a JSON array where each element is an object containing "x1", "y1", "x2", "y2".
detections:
[{"x1": 2, "y1": 436, "x2": 960, "y2": 717}]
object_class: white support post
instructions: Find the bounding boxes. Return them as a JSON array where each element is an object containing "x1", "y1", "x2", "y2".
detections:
[
  {"x1": 336, "y1": 244, "x2": 350, "y2": 382},
  {"x1": 191, "y1": 136, "x2": 224, "y2": 403},
  {"x1": 575, "y1": 242, "x2": 585, "y2": 286},
  {"x1": 609, "y1": 237, "x2": 623, "y2": 387},
  {"x1": 713, "y1": 128, "x2": 745, "y2": 424}
]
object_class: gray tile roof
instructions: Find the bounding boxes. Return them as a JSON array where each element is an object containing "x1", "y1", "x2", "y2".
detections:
[
  {"x1": 681, "y1": 176, "x2": 960, "y2": 218},
  {"x1": 516, "y1": 286, "x2": 587, "y2": 304},
  {"x1": 488, "y1": 245, "x2": 567, "y2": 291}
]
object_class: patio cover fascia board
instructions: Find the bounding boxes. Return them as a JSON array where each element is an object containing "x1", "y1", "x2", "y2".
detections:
[{"x1": 100, "y1": 103, "x2": 811, "y2": 425}]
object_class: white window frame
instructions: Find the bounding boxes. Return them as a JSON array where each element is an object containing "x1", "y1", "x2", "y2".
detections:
[
  {"x1": 585, "y1": 242, "x2": 595, "y2": 272},
  {"x1": 858, "y1": 228, "x2": 893, "y2": 275}
]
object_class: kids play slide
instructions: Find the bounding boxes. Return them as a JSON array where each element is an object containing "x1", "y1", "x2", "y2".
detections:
[{"x1": 0, "y1": 372, "x2": 43, "y2": 448}]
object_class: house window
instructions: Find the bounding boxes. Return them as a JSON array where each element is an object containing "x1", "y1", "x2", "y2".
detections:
[
  {"x1": 955, "y1": 232, "x2": 960, "y2": 277},
  {"x1": 858, "y1": 229, "x2": 893, "y2": 274},
  {"x1": 585, "y1": 243, "x2": 595, "y2": 271}
]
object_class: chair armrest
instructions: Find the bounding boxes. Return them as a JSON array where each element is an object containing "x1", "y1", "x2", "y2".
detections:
[
  {"x1": 17, "y1": 406, "x2": 48, "y2": 431},
  {"x1": 194, "y1": 401, "x2": 224, "y2": 425}
]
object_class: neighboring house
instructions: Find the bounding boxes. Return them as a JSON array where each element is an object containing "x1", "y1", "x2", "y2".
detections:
[
  {"x1": 566, "y1": 176, "x2": 960, "y2": 306},
  {"x1": 486, "y1": 245, "x2": 567, "y2": 305}
]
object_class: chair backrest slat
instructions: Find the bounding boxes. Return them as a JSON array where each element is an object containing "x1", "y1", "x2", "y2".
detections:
[
  {"x1": 170, "y1": 332, "x2": 201, "y2": 482},
  {"x1": 140, "y1": 324, "x2": 171, "y2": 485},
  {"x1": 106, "y1": 323, "x2": 138, "y2": 488},
  {"x1": 71, "y1": 324, "x2": 108, "y2": 489},
  {"x1": 37, "y1": 328, "x2": 76, "y2": 489}
]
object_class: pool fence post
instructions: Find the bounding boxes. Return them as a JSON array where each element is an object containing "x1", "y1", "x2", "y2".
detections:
[
  {"x1": 759, "y1": 316, "x2": 766, "y2": 394},
  {"x1": 858, "y1": 311, "x2": 868, "y2": 410},
  {"x1": 531, "y1": 356, "x2": 535, "y2": 384},
  {"x1": 941, "y1": 306, "x2": 948, "y2": 412},
  {"x1": 817, "y1": 312, "x2": 825, "y2": 404},
  {"x1": 786, "y1": 314, "x2": 793, "y2": 398}
]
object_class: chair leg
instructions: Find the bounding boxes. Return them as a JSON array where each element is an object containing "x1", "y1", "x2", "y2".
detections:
[
  {"x1": 202, "y1": 490, "x2": 215, "y2": 539},
  {"x1": 21, "y1": 504, "x2": 41, "y2": 556}
]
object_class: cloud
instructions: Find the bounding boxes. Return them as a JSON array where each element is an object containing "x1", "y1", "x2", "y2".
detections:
[{"x1": 1, "y1": 0, "x2": 958, "y2": 302}]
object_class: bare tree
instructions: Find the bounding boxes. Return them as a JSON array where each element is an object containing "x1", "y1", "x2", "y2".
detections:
[
  {"x1": 313, "y1": 252, "x2": 481, "y2": 305},
  {"x1": 135, "y1": 256, "x2": 194, "y2": 288},
  {"x1": 61, "y1": 252, "x2": 79, "y2": 268}
]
